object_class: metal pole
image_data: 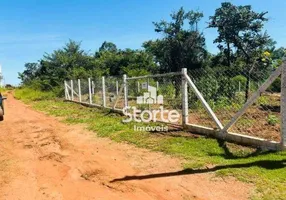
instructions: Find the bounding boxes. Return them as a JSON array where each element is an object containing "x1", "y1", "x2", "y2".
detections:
[
  {"x1": 102, "y1": 76, "x2": 106, "y2": 107},
  {"x1": 181, "y1": 68, "x2": 188, "y2": 127},
  {"x1": 78, "y1": 79, "x2": 82, "y2": 102},
  {"x1": 123, "y1": 74, "x2": 128, "y2": 108},
  {"x1": 88, "y1": 78, "x2": 92, "y2": 104}
]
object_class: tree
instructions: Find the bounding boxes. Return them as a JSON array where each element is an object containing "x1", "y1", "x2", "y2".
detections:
[
  {"x1": 209, "y1": 2, "x2": 273, "y2": 101},
  {"x1": 18, "y1": 63, "x2": 40, "y2": 85},
  {"x1": 99, "y1": 41, "x2": 117, "y2": 53},
  {"x1": 143, "y1": 7, "x2": 207, "y2": 73}
]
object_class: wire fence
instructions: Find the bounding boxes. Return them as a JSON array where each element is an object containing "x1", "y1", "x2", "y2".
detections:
[{"x1": 64, "y1": 63, "x2": 286, "y2": 150}]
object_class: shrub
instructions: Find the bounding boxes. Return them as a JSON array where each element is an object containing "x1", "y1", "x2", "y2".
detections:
[{"x1": 267, "y1": 114, "x2": 279, "y2": 126}]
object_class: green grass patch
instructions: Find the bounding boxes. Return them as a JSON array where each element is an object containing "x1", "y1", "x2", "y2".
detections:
[
  {"x1": 15, "y1": 88, "x2": 286, "y2": 200},
  {"x1": 14, "y1": 87, "x2": 56, "y2": 102}
]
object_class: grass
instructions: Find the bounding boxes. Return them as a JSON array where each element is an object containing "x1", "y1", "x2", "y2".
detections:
[
  {"x1": 14, "y1": 88, "x2": 286, "y2": 200},
  {"x1": 14, "y1": 87, "x2": 56, "y2": 102}
]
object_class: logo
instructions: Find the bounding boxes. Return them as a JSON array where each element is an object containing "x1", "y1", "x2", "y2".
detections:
[
  {"x1": 136, "y1": 85, "x2": 163, "y2": 104},
  {"x1": 123, "y1": 83, "x2": 180, "y2": 131}
]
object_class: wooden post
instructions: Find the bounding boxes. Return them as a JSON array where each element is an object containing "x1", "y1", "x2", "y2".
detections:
[
  {"x1": 281, "y1": 62, "x2": 286, "y2": 150},
  {"x1": 78, "y1": 79, "x2": 82, "y2": 102},
  {"x1": 70, "y1": 80, "x2": 74, "y2": 101},
  {"x1": 102, "y1": 76, "x2": 106, "y2": 107},
  {"x1": 123, "y1": 74, "x2": 128, "y2": 107},
  {"x1": 88, "y1": 78, "x2": 92, "y2": 104},
  {"x1": 181, "y1": 68, "x2": 188, "y2": 127}
]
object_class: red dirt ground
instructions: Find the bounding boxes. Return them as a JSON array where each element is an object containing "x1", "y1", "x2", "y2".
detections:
[{"x1": 0, "y1": 94, "x2": 252, "y2": 200}]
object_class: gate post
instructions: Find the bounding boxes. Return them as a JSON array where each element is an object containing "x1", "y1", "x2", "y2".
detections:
[
  {"x1": 123, "y1": 74, "x2": 128, "y2": 108},
  {"x1": 281, "y1": 62, "x2": 286, "y2": 150},
  {"x1": 181, "y1": 68, "x2": 188, "y2": 127}
]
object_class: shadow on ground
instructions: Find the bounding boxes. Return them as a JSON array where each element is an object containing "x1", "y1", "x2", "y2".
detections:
[{"x1": 110, "y1": 159, "x2": 286, "y2": 183}]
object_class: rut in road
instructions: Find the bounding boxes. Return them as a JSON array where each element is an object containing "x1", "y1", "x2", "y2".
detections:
[{"x1": 0, "y1": 94, "x2": 252, "y2": 200}]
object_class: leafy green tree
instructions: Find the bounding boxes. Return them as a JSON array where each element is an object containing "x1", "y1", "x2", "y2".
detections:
[
  {"x1": 209, "y1": 2, "x2": 274, "y2": 101},
  {"x1": 99, "y1": 41, "x2": 117, "y2": 53},
  {"x1": 18, "y1": 63, "x2": 40, "y2": 85},
  {"x1": 143, "y1": 7, "x2": 207, "y2": 73}
]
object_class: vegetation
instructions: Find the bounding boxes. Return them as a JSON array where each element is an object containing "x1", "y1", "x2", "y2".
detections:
[
  {"x1": 15, "y1": 88, "x2": 286, "y2": 200},
  {"x1": 18, "y1": 2, "x2": 285, "y2": 98},
  {"x1": 15, "y1": 3, "x2": 286, "y2": 199}
]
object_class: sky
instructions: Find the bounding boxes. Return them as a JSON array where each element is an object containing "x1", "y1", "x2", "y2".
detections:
[{"x1": 1, "y1": 0, "x2": 286, "y2": 85}]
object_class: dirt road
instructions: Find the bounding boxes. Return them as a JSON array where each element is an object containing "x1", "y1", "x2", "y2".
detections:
[{"x1": 0, "y1": 94, "x2": 251, "y2": 200}]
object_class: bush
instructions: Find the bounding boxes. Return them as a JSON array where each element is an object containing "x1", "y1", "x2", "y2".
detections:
[{"x1": 14, "y1": 88, "x2": 56, "y2": 102}]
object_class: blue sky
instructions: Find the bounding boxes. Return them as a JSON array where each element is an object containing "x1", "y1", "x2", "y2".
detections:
[{"x1": 1, "y1": 0, "x2": 286, "y2": 85}]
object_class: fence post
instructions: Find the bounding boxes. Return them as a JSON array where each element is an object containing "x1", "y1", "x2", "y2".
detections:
[
  {"x1": 102, "y1": 76, "x2": 106, "y2": 107},
  {"x1": 123, "y1": 74, "x2": 128, "y2": 108},
  {"x1": 64, "y1": 81, "x2": 67, "y2": 100},
  {"x1": 78, "y1": 79, "x2": 82, "y2": 102},
  {"x1": 92, "y1": 81, "x2": 95, "y2": 95},
  {"x1": 281, "y1": 62, "x2": 286, "y2": 150},
  {"x1": 156, "y1": 81, "x2": 159, "y2": 91},
  {"x1": 137, "y1": 81, "x2": 140, "y2": 93},
  {"x1": 70, "y1": 80, "x2": 74, "y2": 101},
  {"x1": 116, "y1": 81, "x2": 119, "y2": 96},
  {"x1": 181, "y1": 68, "x2": 188, "y2": 127},
  {"x1": 88, "y1": 78, "x2": 92, "y2": 104}
]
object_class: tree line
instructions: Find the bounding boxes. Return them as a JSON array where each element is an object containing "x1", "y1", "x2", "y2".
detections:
[{"x1": 19, "y1": 2, "x2": 285, "y2": 97}]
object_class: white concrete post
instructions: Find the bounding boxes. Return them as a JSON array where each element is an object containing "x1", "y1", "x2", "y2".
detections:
[
  {"x1": 64, "y1": 81, "x2": 67, "y2": 100},
  {"x1": 116, "y1": 81, "x2": 119, "y2": 96},
  {"x1": 238, "y1": 81, "x2": 241, "y2": 92},
  {"x1": 102, "y1": 76, "x2": 106, "y2": 107},
  {"x1": 123, "y1": 74, "x2": 128, "y2": 107},
  {"x1": 137, "y1": 81, "x2": 140, "y2": 92},
  {"x1": 281, "y1": 62, "x2": 286, "y2": 149},
  {"x1": 181, "y1": 68, "x2": 188, "y2": 127},
  {"x1": 92, "y1": 81, "x2": 95, "y2": 95},
  {"x1": 156, "y1": 81, "x2": 159, "y2": 91},
  {"x1": 70, "y1": 80, "x2": 74, "y2": 101},
  {"x1": 88, "y1": 78, "x2": 92, "y2": 104},
  {"x1": 78, "y1": 79, "x2": 82, "y2": 102}
]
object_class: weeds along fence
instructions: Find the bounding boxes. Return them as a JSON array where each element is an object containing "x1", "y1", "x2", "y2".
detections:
[{"x1": 65, "y1": 61, "x2": 286, "y2": 151}]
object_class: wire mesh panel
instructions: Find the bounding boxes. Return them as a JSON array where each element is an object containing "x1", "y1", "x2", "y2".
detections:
[
  {"x1": 91, "y1": 77, "x2": 102, "y2": 106},
  {"x1": 80, "y1": 79, "x2": 90, "y2": 103},
  {"x1": 127, "y1": 73, "x2": 183, "y2": 125},
  {"x1": 72, "y1": 80, "x2": 80, "y2": 102},
  {"x1": 187, "y1": 66, "x2": 280, "y2": 141},
  {"x1": 105, "y1": 76, "x2": 122, "y2": 108}
]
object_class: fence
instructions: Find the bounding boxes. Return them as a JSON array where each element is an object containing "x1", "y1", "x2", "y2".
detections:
[{"x1": 65, "y1": 62, "x2": 286, "y2": 151}]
